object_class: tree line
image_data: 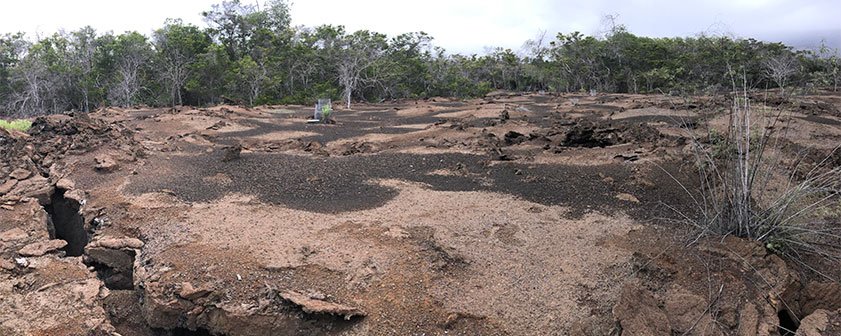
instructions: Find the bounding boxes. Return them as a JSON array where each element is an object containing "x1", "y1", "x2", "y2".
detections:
[{"x1": 1, "y1": 0, "x2": 839, "y2": 117}]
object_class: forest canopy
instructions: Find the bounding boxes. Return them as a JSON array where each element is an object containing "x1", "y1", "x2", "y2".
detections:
[{"x1": 0, "y1": 0, "x2": 839, "y2": 116}]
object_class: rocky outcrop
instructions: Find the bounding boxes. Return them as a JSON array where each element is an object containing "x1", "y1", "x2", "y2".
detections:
[
  {"x1": 137, "y1": 263, "x2": 364, "y2": 335},
  {"x1": 0, "y1": 257, "x2": 116, "y2": 335},
  {"x1": 614, "y1": 235, "x2": 802, "y2": 336},
  {"x1": 0, "y1": 175, "x2": 53, "y2": 205},
  {"x1": 796, "y1": 309, "x2": 841, "y2": 336}
]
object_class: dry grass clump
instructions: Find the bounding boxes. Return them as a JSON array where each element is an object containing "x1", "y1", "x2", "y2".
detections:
[{"x1": 671, "y1": 87, "x2": 841, "y2": 280}]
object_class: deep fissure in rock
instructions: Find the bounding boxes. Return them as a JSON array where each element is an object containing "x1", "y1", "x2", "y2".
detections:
[
  {"x1": 778, "y1": 309, "x2": 798, "y2": 336},
  {"x1": 44, "y1": 188, "x2": 88, "y2": 256}
]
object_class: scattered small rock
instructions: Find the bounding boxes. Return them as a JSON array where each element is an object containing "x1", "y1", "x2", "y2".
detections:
[
  {"x1": 206, "y1": 120, "x2": 229, "y2": 130},
  {"x1": 179, "y1": 282, "x2": 212, "y2": 300},
  {"x1": 56, "y1": 178, "x2": 76, "y2": 190},
  {"x1": 18, "y1": 239, "x2": 68, "y2": 257},
  {"x1": 616, "y1": 193, "x2": 640, "y2": 203},
  {"x1": 0, "y1": 258, "x2": 15, "y2": 271},
  {"x1": 500, "y1": 109, "x2": 510, "y2": 121},
  {"x1": 9, "y1": 168, "x2": 31, "y2": 180},
  {"x1": 281, "y1": 290, "x2": 366, "y2": 320},
  {"x1": 14, "y1": 257, "x2": 28, "y2": 267},
  {"x1": 0, "y1": 179, "x2": 17, "y2": 195},
  {"x1": 222, "y1": 144, "x2": 242, "y2": 162},
  {"x1": 94, "y1": 154, "x2": 118, "y2": 172},
  {"x1": 89, "y1": 236, "x2": 144, "y2": 249},
  {"x1": 384, "y1": 226, "x2": 409, "y2": 239},
  {"x1": 338, "y1": 141, "x2": 375, "y2": 156},
  {"x1": 0, "y1": 228, "x2": 29, "y2": 242}
]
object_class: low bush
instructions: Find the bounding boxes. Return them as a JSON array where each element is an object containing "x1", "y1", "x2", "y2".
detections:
[{"x1": 0, "y1": 119, "x2": 32, "y2": 132}]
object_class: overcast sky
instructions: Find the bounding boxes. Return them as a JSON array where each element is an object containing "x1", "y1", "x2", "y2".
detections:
[{"x1": 1, "y1": 0, "x2": 838, "y2": 54}]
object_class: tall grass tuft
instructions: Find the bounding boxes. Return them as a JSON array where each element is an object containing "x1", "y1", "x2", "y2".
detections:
[{"x1": 672, "y1": 84, "x2": 841, "y2": 280}]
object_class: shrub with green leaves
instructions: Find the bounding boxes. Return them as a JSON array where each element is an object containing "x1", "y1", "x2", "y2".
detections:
[{"x1": 0, "y1": 119, "x2": 32, "y2": 132}]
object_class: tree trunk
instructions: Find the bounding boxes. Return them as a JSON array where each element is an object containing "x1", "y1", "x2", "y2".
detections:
[
  {"x1": 83, "y1": 91, "x2": 89, "y2": 112},
  {"x1": 346, "y1": 89, "x2": 352, "y2": 109}
]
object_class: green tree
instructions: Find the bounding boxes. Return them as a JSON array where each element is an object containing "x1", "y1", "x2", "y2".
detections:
[
  {"x1": 230, "y1": 55, "x2": 266, "y2": 106},
  {"x1": 379, "y1": 32, "x2": 433, "y2": 98},
  {"x1": 67, "y1": 27, "x2": 102, "y2": 112},
  {"x1": 202, "y1": 0, "x2": 290, "y2": 61},
  {"x1": 154, "y1": 19, "x2": 212, "y2": 106},
  {"x1": 108, "y1": 32, "x2": 153, "y2": 107},
  {"x1": 336, "y1": 30, "x2": 388, "y2": 109},
  {"x1": 0, "y1": 33, "x2": 26, "y2": 116},
  {"x1": 7, "y1": 34, "x2": 78, "y2": 115},
  {"x1": 188, "y1": 43, "x2": 230, "y2": 105}
]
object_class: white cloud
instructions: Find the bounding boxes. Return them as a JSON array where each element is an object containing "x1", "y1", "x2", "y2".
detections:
[{"x1": 0, "y1": 0, "x2": 216, "y2": 38}]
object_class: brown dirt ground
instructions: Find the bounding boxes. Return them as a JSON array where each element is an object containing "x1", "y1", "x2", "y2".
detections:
[{"x1": 1, "y1": 91, "x2": 840, "y2": 335}]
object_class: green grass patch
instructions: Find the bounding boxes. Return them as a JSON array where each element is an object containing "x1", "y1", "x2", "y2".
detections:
[{"x1": 0, "y1": 119, "x2": 32, "y2": 132}]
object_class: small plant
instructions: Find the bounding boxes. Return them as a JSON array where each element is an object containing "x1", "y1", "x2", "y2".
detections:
[
  {"x1": 707, "y1": 128, "x2": 765, "y2": 161},
  {"x1": 0, "y1": 119, "x2": 32, "y2": 132},
  {"x1": 707, "y1": 129, "x2": 729, "y2": 160},
  {"x1": 321, "y1": 103, "x2": 332, "y2": 123}
]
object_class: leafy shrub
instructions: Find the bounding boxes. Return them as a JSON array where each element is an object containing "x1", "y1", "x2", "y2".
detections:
[{"x1": 0, "y1": 119, "x2": 32, "y2": 132}]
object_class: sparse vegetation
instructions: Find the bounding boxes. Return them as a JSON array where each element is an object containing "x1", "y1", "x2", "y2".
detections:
[{"x1": 0, "y1": 118, "x2": 31, "y2": 131}]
